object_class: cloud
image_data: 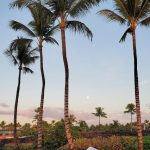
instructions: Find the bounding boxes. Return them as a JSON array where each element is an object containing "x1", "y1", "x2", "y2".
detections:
[
  {"x1": 44, "y1": 107, "x2": 64, "y2": 119},
  {"x1": 0, "y1": 107, "x2": 64, "y2": 120},
  {"x1": 1, "y1": 107, "x2": 150, "y2": 125},
  {"x1": 0, "y1": 103, "x2": 9, "y2": 108},
  {"x1": 0, "y1": 110, "x2": 13, "y2": 115}
]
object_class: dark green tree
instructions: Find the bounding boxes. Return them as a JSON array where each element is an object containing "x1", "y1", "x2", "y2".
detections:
[
  {"x1": 99, "y1": 1, "x2": 150, "y2": 149},
  {"x1": 124, "y1": 103, "x2": 136, "y2": 132},
  {"x1": 4, "y1": 37, "x2": 38, "y2": 150},
  {"x1": 92, "y1": 107, "x2": 107, "y2": 126},
  {"x1": 0, "y1": 121, "x2": 6, "y2": 130},
  {"x1": 78, "y1": 120, "x2": 89, "y2": 132}
]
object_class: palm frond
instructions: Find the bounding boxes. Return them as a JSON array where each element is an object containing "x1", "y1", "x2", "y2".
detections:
[
  {"x1": 45, "y1": 25, "x2": 60, "y2": 37},
  {"x1": 9, "y1": 0, "x2": 32, "y2": 9},
  {"x1": 66, "y1": 20, "x2": 93, "y2": 40},
  {"x1": 27, "y1": 48, "x2": 39, "y2": 56},
  {"x1": 140, "y1": 16, "x2": 150, "y2": 26},
  {"x1": 22, "y1": 67, "x2": 34, "y2": 74},
  {"x1": 9, "y1": 20, "x2": 35, "y2": 37},
  {"x1": 113, "y1": 0, "x2": 130, "y2": 19},
  {"x1": 4, "y1": 49, "x2": 19, "y2": 66},
  {"x1": 10, "y1": 37, "x2": 33, "y2": 50},
  {"x1": 137, "y1": 0, "x2": 150, "y2": 20},
  {"x1": 23, "y1": 55, "x2": 39, "y2": 66},
  {"x1": 43, "y1": 37, "x2": 59, "y2": 45},
  {"x1": 32, "y1": 1, "x2": 54, "y2": 16},
  {"x1": 99, "y1": 9, "x2": 126, "y2": 24},
  {"x1": 119, "y1": 27, "x2": 131, "y2": 42},
  {"x1": 46, "y1": 0, "x2": 61, "y2": 16},
  {"x1": 69, "y1": 0, "x2": 102, "y2": 18}
]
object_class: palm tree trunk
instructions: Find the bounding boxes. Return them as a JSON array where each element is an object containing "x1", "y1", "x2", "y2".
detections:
[
  {"x1": 131, "y1": 113, "x2": 133, "y2": 132},
  {"x1": 60, "y1": 12, "x2": 74, "y2": 150},
  {"x1": 132, "y1": 30, "x2": 143, "y2": 150},
  {"x1": 14, "y1": 67, "x2": 22, "y2": 150},
  {"x1": 99, "y1": 116, "x2": 100, "y2": 126},
  {"x1": 37, "y1": 37, "x2": 45, "y2": 150}
]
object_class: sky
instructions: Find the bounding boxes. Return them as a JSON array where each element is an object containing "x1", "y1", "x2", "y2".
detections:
[{"x1": 0, "y1": 0, "x2": 150, "y2": 125}]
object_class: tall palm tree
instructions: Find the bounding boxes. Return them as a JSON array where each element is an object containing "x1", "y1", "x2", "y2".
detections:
[
  {"x1": 45, "y1": 0, "x2": 104, "y2": 148},
  {"x1": 92, "y1": 107, "x2": 107, "y2": 126},
  {"x1": 124, "y1": 103, "x2": 136, "y2": 132},
  {"x1": 98, "y1": 1, "x2": 150, "y2": 149},
  {"x1": 4, "y1": 37, "x2": 38, "y2": 150},
  {"x1": 9, "y1": 2, "x2": 58, "y2": 149}
]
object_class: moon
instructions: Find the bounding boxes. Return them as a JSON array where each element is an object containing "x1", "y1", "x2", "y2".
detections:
[{"x1": 86, "y1": 96, "x2": 90, "y2": 100}]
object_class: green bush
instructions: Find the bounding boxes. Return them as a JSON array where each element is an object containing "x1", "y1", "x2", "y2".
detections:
[
  {"x1": 59, "y1": 136, "x2": 137, "y2": 150},
  {"x1": 1, "y1": 144, "x2": 34, "y2": 150}
]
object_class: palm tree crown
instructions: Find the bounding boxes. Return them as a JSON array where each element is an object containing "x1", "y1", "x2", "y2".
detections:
[
  {"x1": 10, "y1": 3, "x2": 58, "y2": 44},
  {"x1": 124, "y1": 103, "x2": 136, "y2": 115},
  {"x1": 4, "y1": 37, "x2": 38, "y2": 71},
  {"x1": 99, "y1": 0, "x2": 150, "y2": 42},
  {"x1": 46, "y1": 0, "x2": 101, "y2": 39},
  {"x1": 124, "y1": 103, "x2": 136, "y2": 132},
  {"x1": 92, "y1": 107, "x2": 107, "y2": 125}
]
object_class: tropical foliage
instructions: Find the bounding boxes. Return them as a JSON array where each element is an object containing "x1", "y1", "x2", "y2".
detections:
[
  {"x1": 2, "y1": 119, "x2": 150, "y2": 150},
  {"x1": 124, "y1": 103, "x2": 136, "y2": 132}
]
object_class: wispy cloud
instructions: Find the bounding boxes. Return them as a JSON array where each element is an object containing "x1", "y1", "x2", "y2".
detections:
[
  {"x1": 1, "y1": 107, "x2": 149, "y2": 125},
  {"x1": 0, "y1": 110, "x2": 13, "y2": 115},
  {"x1": 0, "y1": 103, "x2": 9, "y2": 108}
]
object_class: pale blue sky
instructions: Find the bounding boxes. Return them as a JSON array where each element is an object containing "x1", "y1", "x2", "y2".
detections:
[{"x1": 0, "y1": 0, "x2": 150, "y2": 125}]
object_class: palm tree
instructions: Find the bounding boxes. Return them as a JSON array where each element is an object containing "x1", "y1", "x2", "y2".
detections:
[
  {"x1": 92, "y1": 107, "x2": 107, "y2": 126},
  {"x1": 4, "y1": 37, "x2": 38, "y2": 150},
  {"x1": 0, "y1": 121, "x2": 6, "y2": 130},
  {"x1": 144, "y1": 120, "x2": 149, "y2": 130},
  {"x1": 9, "y1": 2, "x2": 58, "y2": 149},
  {"x1": 45, "y1": 0, "x2": 103, "y2": 148},
  {"x1": 98, "y1": 1, "x2": 150, "y2": 149},
  {"x1": 124, "y1": 103, "x2": 136, "y2": 132}
]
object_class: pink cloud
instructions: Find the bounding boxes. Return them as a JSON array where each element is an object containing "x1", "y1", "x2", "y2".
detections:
[
  {"x1": 0, "y1": 103, "x2": 9, "y2": 108},
  {"x1": 0, "y1": 107, "x2": 149, "y2": 125}
]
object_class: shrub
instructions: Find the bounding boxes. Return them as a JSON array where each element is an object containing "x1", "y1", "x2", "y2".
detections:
[{"x1": 59, "y1": 136, "x2": 137, "y2": 150}]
